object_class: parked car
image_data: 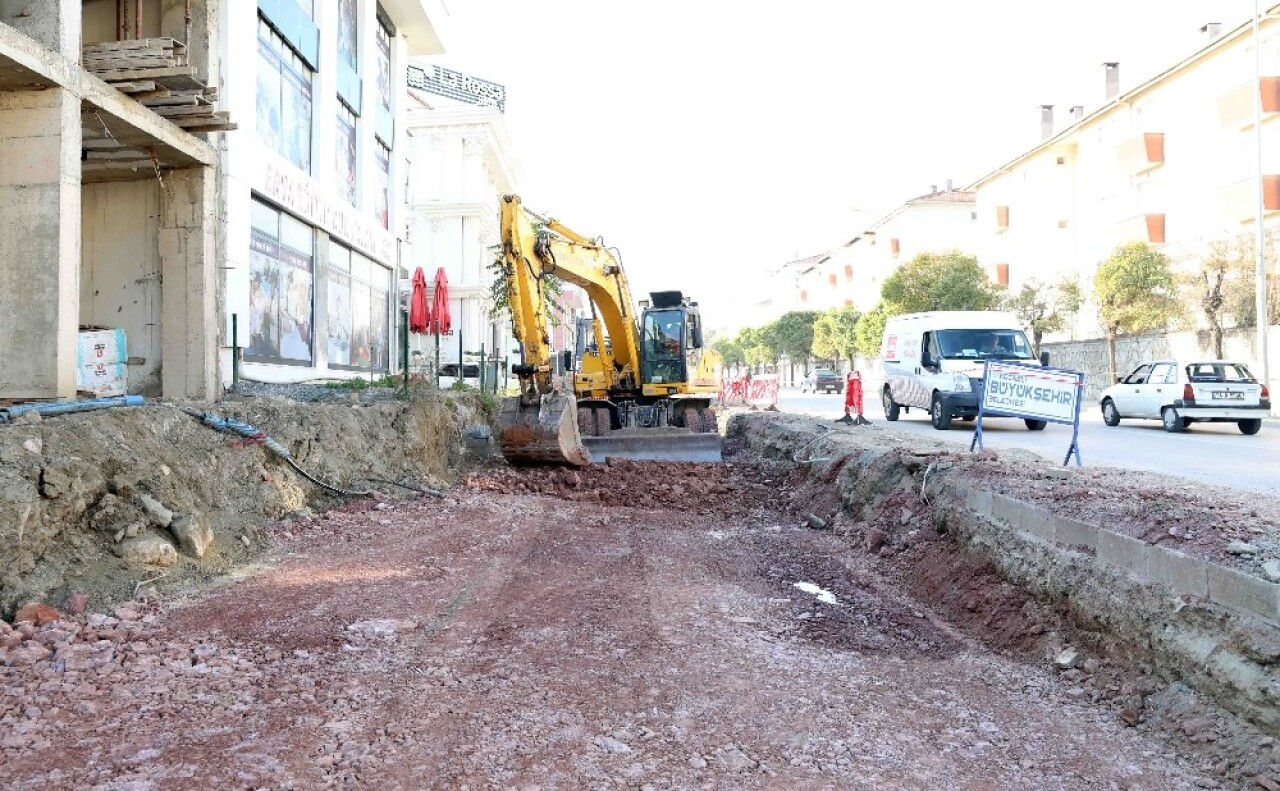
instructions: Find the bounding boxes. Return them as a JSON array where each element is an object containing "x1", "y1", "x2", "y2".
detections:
[
  {"x1": 801, "y1": 368, "x2": 844, "y2": 394},
  {"x1": 1099, "y1": 360, "x2": 1270, "y2": 434}
]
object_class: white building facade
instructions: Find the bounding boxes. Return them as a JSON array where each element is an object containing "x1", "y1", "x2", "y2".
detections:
[
  {"x1": 221, "y1": 0, "x2": 450, "y2": 384},
  {"x1": 404, "y1": 75, "x2": 521, "y2": 378},
  {"x1": 971, "y1": 12, "x2": 1280, "y2": 342},
  {"x1": 796, "y1": 189, "x2": 980, "y2": 314}
]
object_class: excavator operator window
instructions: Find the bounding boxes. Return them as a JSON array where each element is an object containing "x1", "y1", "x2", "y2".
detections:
[{"x1": 642, "y1": 309, "x2": 686, "y2": 384}]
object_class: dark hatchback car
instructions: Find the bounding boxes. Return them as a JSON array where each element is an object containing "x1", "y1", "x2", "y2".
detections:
[{"x1": 801, "y1": 368, "x2": 844, "y2": 394}]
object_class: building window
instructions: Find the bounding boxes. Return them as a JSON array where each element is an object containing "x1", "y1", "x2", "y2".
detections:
[
  {"x1": 376, "y1": 14, "x2": 392, "y2": 115},
  {"x1": 296, "y1": 0, "x2": 314, "y2": 17},
  {"x1": 338, "y1": 0, "x2": 358, "y2": 71},
  {"x1": 327, "y1": 241, "x2": 391, "y2": 371},
  {"x1": 375, "y1": 143, "x2": 391, "y2": 230},
  {"x1": 248, "y1": 198, "x2": 315, "y2": 365},
  {"x1": 257, "y1": 18, "x2": 313, "y2": 172},
  {"x1": 337, "y1": 102, "x2": 357, "y2": 205},
  {"x1": 995, "y1": 263, "x2": 1010, "y2": 287}
]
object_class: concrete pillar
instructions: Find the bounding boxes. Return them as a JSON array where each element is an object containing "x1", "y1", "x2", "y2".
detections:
[
  {"x1": 0, "y1": 88, "x2": 82, "y2": 399},
  {"x1": 0, "y1": 0, "x2": 80, "y2": 55},
  {"x1": 161, "y1": 0, "x2": 219, "y2": 86},
  {"x1": 159, "y1": 169, "x2": 218, "y2": 401}
]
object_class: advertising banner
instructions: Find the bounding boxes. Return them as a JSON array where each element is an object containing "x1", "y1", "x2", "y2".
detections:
[{"x1": 970, "y1": 360, "x2": 1085, "y2": 466}]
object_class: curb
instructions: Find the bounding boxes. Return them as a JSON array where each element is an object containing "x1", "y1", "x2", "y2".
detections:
[{"x1": 958, "y1": 482, "x2": 1278, "y2": 627}]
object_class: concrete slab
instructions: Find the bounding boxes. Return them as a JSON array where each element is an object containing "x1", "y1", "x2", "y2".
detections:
[
  {"x1": 1098, "y1": 530, "x2": 1149, "y2": 578},
  {"x1": 1054, "y1": 515, "x2": 1099, "y2": 551},
  {"x1": 1147, "y1": 545, "x2": 1210, "y2": 599},
  {"x1": 1208, "y1": 565, "x2": 1280, "y2": 626},
  {"x1": 965, "y1": 488, "x2": 993, "y2": 517}
]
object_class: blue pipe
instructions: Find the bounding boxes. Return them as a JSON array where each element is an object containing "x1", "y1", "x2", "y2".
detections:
[
  {"x1": 1, "y1": 395, "x2": 144, "y2": 422},
  {"x1": 186, "y1": 410, "x2": 292, "y2": 459}
]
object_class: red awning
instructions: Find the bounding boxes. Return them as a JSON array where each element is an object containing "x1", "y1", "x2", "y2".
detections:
[
  {"x1": 409, "y1": 267, "x2": 431, "y2": 334},
  {"x1": 431, "y1": 267, "x2": 451, "y2": 335}
]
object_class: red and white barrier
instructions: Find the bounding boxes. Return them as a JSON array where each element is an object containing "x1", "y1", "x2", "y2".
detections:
[{"x1": 721, "y1": 374, "x2": 779, "y2": 409}]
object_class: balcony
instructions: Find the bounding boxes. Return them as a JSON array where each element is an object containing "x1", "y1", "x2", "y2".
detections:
[
  {"x1": 1218, "y1": 77, "x2": 1280, "y2": 130},
  {"x1": 1117, "y1": 133, "x2": 1164, "y2": 176},
  {"x1": 1118, "y1": 214, "x2": 1166, "y2": 244},
  {"x1": 1221, "y1": 176, "x2": 1280, "y2": 222}
]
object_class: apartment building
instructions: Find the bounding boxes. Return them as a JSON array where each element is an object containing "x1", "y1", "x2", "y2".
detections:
[
  {"x1": 225, "y1": 0, "x2": 449, "y2": 385},
  {"x1": 972, "y1": 11, "x2": 1280, "y2": 339},
  {"x1": 0, "y1": 2, "x2": 449, "y2": 401},
  {"x1": 796, "y1": 187, "x2": 979, "y2": 314}
]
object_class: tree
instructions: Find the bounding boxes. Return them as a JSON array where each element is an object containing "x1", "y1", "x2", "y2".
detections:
[
  {"x1": 812, "y1": 307, "x2": 861, "y2": 366},
  {"x1": 711, "y1": 335, "x2": 745, "y2": 368},
  {"x1": 880, "y1": 251, "x2": 1002, "y2": 314},
  {"x1": 1220, "y1": 226, "x2": 1280, "y2": 330},
  {"x1": 1182, "y1": 240, "x2": 1237, "y2": 359},
  {"x1": 764, "y1": 310, "x2": 820, "y2": 369},
  {"x1": 1094, "y1": 241, "x2": 1182, "y2": 382},
  {"x1": 744, "y1": 343, "x2": 774, "y2": 367},
  {"x1": 854, "y1": 302, "x2": 888, "y2": 359},
  {"x1": 1001, "y1": 276, "x2": 1080, "y2": 356}
]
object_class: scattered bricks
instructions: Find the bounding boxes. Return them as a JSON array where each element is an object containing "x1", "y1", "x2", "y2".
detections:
[
  {"x1": 1098, "y1": 530, "x2": 1148, "y2": 578},
  {"x1": 1147, "y1": 546, "x2": 1210, "y2": 599},
  {"x1": 14, "y1": 602, "x2": 59, "y2": 626},
  {"x1": 965, "y1": 488, "x2": 993, "y2": 517},
  {"x1": 1209, "y1": 565, "x2": 1280, "y2": 626},
  {"x1": 1054, "y1": 516, "x2": 1098, "y2": 552}
]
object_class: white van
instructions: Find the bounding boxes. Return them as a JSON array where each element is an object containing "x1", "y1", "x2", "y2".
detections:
[{"x1": 880, "y1": 311, "x2": 1050, "y2": 431}]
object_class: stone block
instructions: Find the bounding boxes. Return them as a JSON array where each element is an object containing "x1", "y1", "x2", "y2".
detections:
[
  {"x1": 991, "y1": 493, "x2": 1022, "y2": 524},
  {"x1": 1098, "y1": 530, "x2": 1148, "y2": 577},
  {"x1": 1054, "y1": 515, "x2": 1098, "y2": 551},
  {"x1": 965, "y1": 487, "x2": 993, "y2": 517},
  {"x1": 1208, "y1": 565, "x2": 1280, "y2": 626},
  {"x1": 1147, "y1": 545, "x2": 1209, "y2": 599}
]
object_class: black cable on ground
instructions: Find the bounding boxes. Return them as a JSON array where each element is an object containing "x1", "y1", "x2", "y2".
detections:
[{"x1": 360, "y1": 478, "x2": 446, "y2": 498}]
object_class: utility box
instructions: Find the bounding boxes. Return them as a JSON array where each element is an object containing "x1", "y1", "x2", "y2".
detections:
[{"x1": 76, "y1": 326, "x2": 128, "y2": 397}]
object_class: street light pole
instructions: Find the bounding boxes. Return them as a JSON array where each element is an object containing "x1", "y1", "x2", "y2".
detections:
[{"x1": 1254, "y1": 0, "x2": 1271, "y2": 395}]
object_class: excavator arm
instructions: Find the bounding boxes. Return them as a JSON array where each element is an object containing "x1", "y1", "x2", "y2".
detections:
[{"x1": 500, "y1": 194, "x2": 642, "y2": 399}]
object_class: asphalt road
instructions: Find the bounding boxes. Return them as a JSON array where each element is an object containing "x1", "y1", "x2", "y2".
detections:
[{"x1": 778, "y1": 388, "x2": 1280, "y2": 498}]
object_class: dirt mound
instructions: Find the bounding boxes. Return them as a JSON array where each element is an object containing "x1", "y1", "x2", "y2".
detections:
[{"x1": 0, "y1": 390, "x2": 486, "y2": 617}]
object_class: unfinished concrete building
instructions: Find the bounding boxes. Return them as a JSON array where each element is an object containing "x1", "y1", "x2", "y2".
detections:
[{"x1": 0, "y1": 0, "x2": 449, "y2": 402}]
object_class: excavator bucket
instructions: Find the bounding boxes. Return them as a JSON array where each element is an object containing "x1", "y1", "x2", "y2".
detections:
[
  {"x1": 497, "y1": 392, "x2": 591, "y2": 466},
  {"x1": 582, "y1": 428, "x2": 722, "y2": 464}
]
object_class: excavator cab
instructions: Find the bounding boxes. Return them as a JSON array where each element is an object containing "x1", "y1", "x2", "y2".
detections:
[{"x1": 639, "y1": 291, "x2": 702, "y2": 386}]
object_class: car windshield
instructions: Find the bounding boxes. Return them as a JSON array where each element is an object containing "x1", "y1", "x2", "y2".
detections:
[
  {"x1": 1186, "y1": 362, "x2": 1256, "y2": 383},
  {"x1": 813, "y1": 369, "x2": 836, "y2": 377},
  {"x1": 936, "y1": 329, "x2": 1034, "y2": 360}
]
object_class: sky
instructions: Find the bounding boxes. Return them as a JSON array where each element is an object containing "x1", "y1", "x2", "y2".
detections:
[{"x1": 438, "y1": 1, "x2": 1260, "y2": 331}]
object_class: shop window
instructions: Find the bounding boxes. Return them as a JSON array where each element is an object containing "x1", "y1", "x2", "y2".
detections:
[
  {"x1": 327, "y1": 241, "x2": 391, "y2": 371},
  {"x1": 257, "y1": 18, "x2": 313, "y2": 173},
  {"x1": 375, "y1": 144, "x2": 391, "y2": 230},
  {"x1": 337, "y1": 102, "x2": 357, "y2": 206},
  {"x1": 248, "y1": 198, "x2": 315, "y2": 365},
  {"x1": 337, "y1": 0, "x2": 362, "y2": 109}
]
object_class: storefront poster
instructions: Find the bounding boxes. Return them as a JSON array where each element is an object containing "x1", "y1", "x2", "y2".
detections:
[
  {"x1": 248, "y1": 229, "x2": 313, "y2": 364},
  {"x1": 327, "y1": 267, "x2": 352, "y2": 367}
]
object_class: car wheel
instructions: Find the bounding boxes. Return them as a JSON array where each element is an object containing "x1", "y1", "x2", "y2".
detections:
[
  {"x1": 1161, "y1": 407, "x2": 1187, "y2": 433},
  {"x1": 930, "y1": 392, "x2": 953, "y2": 430},
  {"x1": 1239, "y1": 418, "x2": 1263, "y2": 435},
  {"x1": 1101, "y1": 398, "x2": 1121, "y2": 427},
  {"x1": 1024, "y1": 419, "x2": 1047, "y2": 431},
  {"x1": 882, "y1": 387, "x2": 900, "y2": 421}
]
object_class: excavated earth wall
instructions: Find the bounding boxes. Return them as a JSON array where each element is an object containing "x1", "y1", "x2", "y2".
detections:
[
  {"x1": 0, "y1": 393, "x2": 485, "y2": 617},
  {"x1": 729, "y1": 412, "x2": 1280, "y2": 744}
]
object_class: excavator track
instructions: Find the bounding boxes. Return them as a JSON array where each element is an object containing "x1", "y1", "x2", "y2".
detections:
[{"x1": 497, "y1": 392, "x2": 591, "y2": 466}]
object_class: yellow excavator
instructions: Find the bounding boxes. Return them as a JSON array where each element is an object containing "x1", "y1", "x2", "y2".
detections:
[{"x1": 496, "y1": 194, "x2": 722, "y2": 466}]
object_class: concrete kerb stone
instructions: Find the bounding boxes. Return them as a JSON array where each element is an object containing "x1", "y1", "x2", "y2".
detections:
[
  {"x1": 1053, "y1": 515, "x2": 1099, "y2": 552},
  {"x1": 1098, "y1": 530, "x2": 1149, "y2": 578},
  {"x1": 1147, "y1": 545, "x2": 1210, "y2": 600},
  {"x1": 1209, "y1": 564, "x2": 1280, "y2": 627}
]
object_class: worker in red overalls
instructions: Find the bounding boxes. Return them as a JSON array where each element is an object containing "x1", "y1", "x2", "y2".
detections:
[{"x1": 836, "y1": 370, "x2": 871, "y2": 425}]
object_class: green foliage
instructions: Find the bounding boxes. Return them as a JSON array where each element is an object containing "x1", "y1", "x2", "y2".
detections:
[
  {"x1": 880, "y1": 251, "x2": 1002, "y2": 314},
  {"x1": 711, "y1": 336, "x2": 746, "y2": 367},
  {"x1": 1215, "y1": 227, "x2": 1280, "y2": 328},
  {"x1": 1001, "y1": 277, "x2": 1081, "y2": 354},
  {"x1": 854, "y1": 302, "x2": 889, "y2": 359},
  {"x1": 812, "y1": 306, "x2": 860, "y2": 362},
  {"x1": 324, "y1": 374, "x2": 402, "y2": 390},
  {"x1": 745, "y1": 344, "x2": 774, "y2": 366},
  {"x1": 1095, "y1": 242, "x2": 1182, "y2": 337},
  {"x1": 762, "y1": 310, "x2": 820, "y2": 361},
  {"x1": 486, "y1": 228, "x2": 567, "y2": 328}
]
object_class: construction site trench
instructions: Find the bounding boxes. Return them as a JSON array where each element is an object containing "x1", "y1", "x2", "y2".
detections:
[{"x1": 2, "y1": 400, "x2": 1280, "y2": 789}]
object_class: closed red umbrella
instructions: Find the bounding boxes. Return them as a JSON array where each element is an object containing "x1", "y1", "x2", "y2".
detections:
[
  {"x1": 409, "y1": 267, "x2": 431, "y2": 334},
  {"x1": 431, "y1": 267, "x2": 451, "y2": 335}
]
